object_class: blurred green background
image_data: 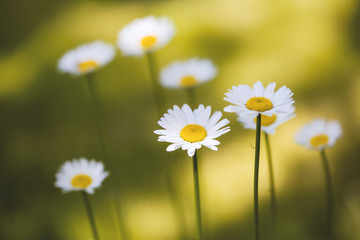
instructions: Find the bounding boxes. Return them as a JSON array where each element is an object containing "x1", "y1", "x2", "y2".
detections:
[{"x1": 1, "y1": 0, "x2": 360, "y2": 239}]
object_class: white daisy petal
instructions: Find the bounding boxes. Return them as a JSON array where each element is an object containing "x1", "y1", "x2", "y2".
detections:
[
  {"x1": 224, "y1": 81, "x2": 294, "y2": 118},
  {"x1": 155, "y1": 104, "x2": 230, "y2": 156},
  {"x1": 55, "y1": 158, "x2": 109, "y2": 194},
  {"x1": 117, "y1": 16, "x2": 175, "y2": 57},
  {"x1": 295, "y1": 119, "x2": 342, "y2": 150},
  {"x1": 58, "y1": 41, "x2": 115, "y2": 76},
  {"x1": 160, "y1": 58, "x2": 217, "y2": 89}
]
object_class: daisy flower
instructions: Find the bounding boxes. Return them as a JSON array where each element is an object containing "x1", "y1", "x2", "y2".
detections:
[
  {"x1": 117, "y1": 15, "x2": 175, "y2": 56},
  {"x1": 55, "y1": 158, "x2": 109, "y2": 194},
  {"x1": 295, "y1": 119, "x2": 342, "y2": 150},
  {"x1": 57, "y1": 41, "x2": 115, "y2": 75},
  {"x1": 237, "y1": 106, "x2": 295, "y2": 134},
  {"x1": 160, "y1": 58, "x2": 217, "y2": 89},
  {"x1": 154, "y1": 104, "x2": 230, "y2": 157},
  {"x1": 224, "y1": 81, "x2": 294, "y2": 118}
]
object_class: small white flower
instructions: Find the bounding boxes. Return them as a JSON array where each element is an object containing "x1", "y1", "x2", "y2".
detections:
[
  {"x1": 57, "y1": 41, "x2": 115, "y2": 76},
  {"x1": 160, "y1": 58, "x2": 217, "y2": 89},
  {"x1": 154, "y1": 104, "x2": 230, "y2": 157},
  {"x1": 295, "y1": 119, "x2": 342, "y2": 150},
  {"x1": 55, "y1": 158, "x2": 109, "y2": 194},
  {"x1": 117, "y1": 15, "x2": 175, "y2": 57},
  {"x1": 237, "y1": 106, "x2": 295, "y2": 134},
  {"x1": 224, "y1": 81, "x2": 294, "y2": 119}
]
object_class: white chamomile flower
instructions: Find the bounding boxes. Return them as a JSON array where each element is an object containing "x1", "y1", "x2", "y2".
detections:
[
  {"x1": 237, "y1": 106, "x2": 295, "y2": 134},
  {"x1": 160, "y1": 58, "x2": 217, "y2": 89},
  {"x1": 57, "y1": 41, "x2": 115, "y2": 76},
  {"x1": 117, "y1": 15, "x2": 175, "y2": 56},
  {"x1": 224, "y1": 81, "x2": 294, "y2": 119},
  {"x1": 295, "y1": 119, "x2": 342, "y2": 151},
  {"x1": 154, "y1": 104, "x2": 230, "y2": 157},
  {"x1": 55, "y1": 158, "x2": 109, "y2": 194}
]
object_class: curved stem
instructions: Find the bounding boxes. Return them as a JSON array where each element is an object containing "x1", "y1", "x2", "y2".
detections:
[
  {"x1": 81, "y1": 191, "x2": 100, "y2": 240},
  {"x1": 146, "y1": 52, "x2": 165, "y2": 116},
  {"x1": 192, "y1": 150, "x2": 203, "y2": 240},
  {"x1": 264, "y1": 133, "x2": 277, "y2": 223},
  {"x1": 254, "y1": 114, "x2": 262, "y2": 240},
  {"x1": 320, "y1": 150, "x2": 333, "y2": 240}
]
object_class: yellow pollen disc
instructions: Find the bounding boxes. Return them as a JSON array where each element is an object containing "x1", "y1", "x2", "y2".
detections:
[
  {"x1": 141, "y1": 36, "x2": 157, "y2": 49},
  {"x1": 253, "y1": 114, "x2": 277, "y2": 126},
  {"x1": 180, "y1": 124, "x2": 207, "y2": 143},
  {"x1": 78, "y1": 60, "x2": 99, "y2": 73},
  {"x1": 71, "y1": 174, "x2": 92, "y2": 188},
  {"x1": 181, "y1": 76, "x2": 197, "y2": 87},
  {"x1": 310, "y1": 134, "x2": 329, "y2": 147},
  {"x1": 246, "y1": 97, "x2": 273, "y2": 112}
]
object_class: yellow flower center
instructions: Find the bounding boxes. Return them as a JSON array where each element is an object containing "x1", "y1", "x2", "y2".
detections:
[
  {"x1": 246, "y1": 97, "x2": 273, "y2": 112},
  {"x1": 78, "y1": 60, "x2": 99, "y2": 73},
  {"x1": 141, "y1": 36, "x2": 157, "y2": 49},
  {"x1": 180, "y1": 124, "x2": 207, "y2": 142},
  {"x1": 310, "y1": 134, "x2": 329, "y2": 147},
  {"x1": 71, "y1": 174, "x2": 92, "y2": 188},
  {"x1": 253, "y1": 114, "x2": 277, "y2": 126},
  {"x1": 181, "y1": 76, "x2": 197, "y2": 88}
]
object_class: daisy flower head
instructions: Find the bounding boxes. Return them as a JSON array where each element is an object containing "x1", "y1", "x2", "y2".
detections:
[
  {"x1": 295, "y1": 119, "x2": 342, "y2": 151},
  {"x1": 154, "y1": 104, "x2": 231, "y2": 157},
  {"x1": 57, "y1": 41, "x2": 116, "y2": 76},
  {"x1": 160, "y1": 58, "x2": 217, "y2": 89},
  {"x1": 55, "y1": 158, "x2": 109, "y2": 194},
  {"x1": 224, "y1": 81, "x2": 294, "y2": 119},
  {"x1": 237, "y1": 106, "x2": 295, "y2": 134},
  {"x1": 117, "y1": 15, "x2": 175, "y2": 57}
]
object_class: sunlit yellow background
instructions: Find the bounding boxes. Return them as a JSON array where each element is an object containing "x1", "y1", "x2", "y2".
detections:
[{"x1": 1, "y1": 0, "x2": 360, "y2": 239}]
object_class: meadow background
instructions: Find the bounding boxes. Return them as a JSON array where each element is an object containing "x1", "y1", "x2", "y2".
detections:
[{"x1": 1, "y1": 0, "x2": 360, "y2": 239}]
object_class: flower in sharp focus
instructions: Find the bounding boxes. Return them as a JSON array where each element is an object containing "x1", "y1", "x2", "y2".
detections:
[
  {"x1": 160, "y1": 58, "x2": 217, "y2": 89},
  {"x1": 224, "y1": 81, "x2": 294, "y2": 118},
  {"x1": 58, "y1": 41, "x2": 115, "y2": 76},
  {"x1": 295, "y1": 119, "x2": 342, "y2": 150},
  {"x1": 117, "y1": 16, "x2": 175, "y2": 57},
  {"x1": 237, "y1": 106, "x2": 295, "y2": 134},
  {"x1": 55, "y1": 158, "x2": 109, "y2": 194},
  {"x1": 154, "y1": 104, "x2": 230, "y2": 157}
]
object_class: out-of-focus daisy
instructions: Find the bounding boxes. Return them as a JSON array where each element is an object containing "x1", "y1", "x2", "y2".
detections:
[
  {"x1": 160, "y1": 58, "x2": 217, "y2": 89},
  {"x1": 224, "y1": 81, "x2": 294, "y2": 118},
  {"x1": 55, "y1": 158, "x2": 109, "y2": 194},
  {"x1": 154, "y1": 104, "x2": 230, "y2": 157},
  {"x1": 117, "y1": 16, "x2": 175, "y2": 56},
  {"x1": 295, "y1": 119, "x2": 342, "y2": 150},
  {"x1": 58, "y1": 41, "x2": 115, "y2": 75},
  {"x1": 237, "y1": 106, "x2": 295, "y2": 134}
]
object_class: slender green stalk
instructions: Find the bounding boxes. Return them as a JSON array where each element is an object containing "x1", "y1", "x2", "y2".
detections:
[
  {"x1": 264, "y1": 133, "x2": 277, "y2": 223},
  {"x1": 81, "y1": 191, "x2": 100, "y2": 240},
  {"x1": 186, "y1": 88, "x2": 197, "y2": 108},
  {"x1": 320, "y1": 150, "x2": 333, "y2": 240},
  {"x1": 146, "y1": 52, "x2": 165, "y2": 116},
  {"x1": 254, "y1": 114, "x2": 262, "y2": 240},
  {"x1": 146, "y1": 53, "x2": 188, "y2": 239},
  {"x1": 85, "y1": 74, "x2": 110, "y2": 162},
  {"x1": 192, "y1": 150, "x2": 203, "y2": 240},
  {"x1": 85, "y1": 74, "x2": 129, "y2": 240}
]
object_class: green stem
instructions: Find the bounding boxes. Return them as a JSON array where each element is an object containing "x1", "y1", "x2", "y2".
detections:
[
  {"x1": 254, "y1": 114, "x2": 261, "y2": 240},
  {"x1": 81, "y1": 191, "x2": 100, "y2": 240},
  {"x1": 192, "y1": 150, "x2": 203, "y2": 240},
  {"x1": 264, "y1": 133, "x2": 277, "y2": 226},
  {"x1": 320, "y1": 150, "x2": 333, "y2": 240},
  {"x1": 146, "y1": 52, "x2": 165, "y2": 116},
  {"x1": 85, "y1": 74, "x2": 129, "y2": 240},
  {"x1": 186, "y1": 88, "x2": 197, "y2": 108}
]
